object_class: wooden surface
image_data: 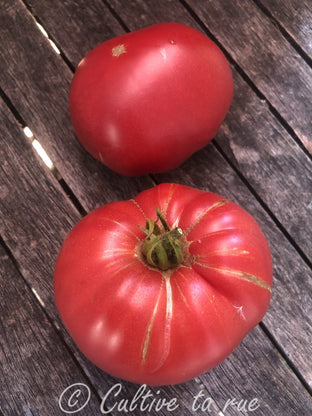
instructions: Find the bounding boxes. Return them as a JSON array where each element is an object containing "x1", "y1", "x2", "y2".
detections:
[{"x1": 0, "y1": 0, "x2": 311, "y2": 415}]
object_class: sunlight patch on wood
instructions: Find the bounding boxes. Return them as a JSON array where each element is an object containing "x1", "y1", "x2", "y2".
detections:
[
  {"x1": 32, "y1": 140, "x2": 53, "y2": 169},
  {"x1": 23, "y1": 126, "x2": 54, "y2": 170},
  {"x1": 31, "y1": 286, "x2": 45, "y2": 308},
  {"x1": 23, "y1": 126, "x2": 33, "y2": 138},
  {"x1": 36, "y1": 22, "x2": 48, "y2": 38},
  {"x1": 36, "y1": 22, "x2": 60, "y2": 55}
]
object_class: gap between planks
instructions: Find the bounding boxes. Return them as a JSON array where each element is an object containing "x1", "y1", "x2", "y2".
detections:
[
  {"x1": 251, "y1": 0, "x2": 312, "y2": 67},
  {"x1": 0, "y1": 86, "x2": 86, "y2": 217},
  {"x1": 179, "y1": 0, "x2": 312, "y2": 162}
]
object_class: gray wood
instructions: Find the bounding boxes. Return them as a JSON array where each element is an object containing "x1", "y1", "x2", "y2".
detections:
[
  {"x1": 0, "y1": 99, "x2": 81, "y2": 312},
  {"x1": 0, "y1": 1, "x2": 153, "y2": 214},
  {"x1": 26, "y1": 0, "x2": 126, "y2": 67},
  {"x1": 184, "y1": 0, "x2": 312, "y2": 152},
  {"x1": 258, "y1": 0, "x2": 312, "y2": 58},
  {"x1": 217, "y1": 70, "x2": 312, "y2": 262},
  {"x1": 196, "y1": 327, "x2": 312, "y2": 416},
  {"x1": 0, "y1": 243, "x2": 103, "y2": 416}
]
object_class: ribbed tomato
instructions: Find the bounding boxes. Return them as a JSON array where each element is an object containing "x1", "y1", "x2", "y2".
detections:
[
  {"x1": 69, "y1": 23, "x2": 233, "y2": 176},
  {"x1": 54, "y1": 183, "x2": 272, "y2": 385}
]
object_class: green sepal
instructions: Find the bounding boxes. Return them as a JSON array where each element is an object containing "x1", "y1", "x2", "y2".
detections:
[{"x1": 139, "y1": 208, "x2": 184, "y2": 270}]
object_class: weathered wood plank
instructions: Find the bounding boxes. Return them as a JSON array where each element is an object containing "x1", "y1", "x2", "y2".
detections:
[
  {"x1": 0, "y1": 101, "x2": 81, "y2": 312},
  {"x1": 216, "y1": 71, "x2": 312, "y2": 261},
  {"x1": 1, "y1": 96, "x2": 312, "y2": 414},
  {"x1": 25, "y1": 0, "x2": 125, "y2": 67},
  {"x1": 0, "y1": 243, "x2": 103, "y2": 416},
  {"x1": 197, "y1": 327, "x2": 312, "y2": 416},
  {"x1": 183, "y1": 0, "x2": 312, "y2": 151},
  {"x1": 0, "y1": 1, "x2": 153, "y2": 214},
  {"x1": 258, "y1": 0, "x2": 312, "y2": 58}
]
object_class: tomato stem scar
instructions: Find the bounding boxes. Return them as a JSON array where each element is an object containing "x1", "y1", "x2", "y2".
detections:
[{"x1": 112, "y1": 44, "x2": 126, "y2": 57}]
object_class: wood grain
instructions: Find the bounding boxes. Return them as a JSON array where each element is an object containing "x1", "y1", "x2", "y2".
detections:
[
  {"x1": 0, "y1": 1, "x2": 153, "y2": 214},
  {"x1": 185, "y1": 0, "x2": 312, "y2": 151},
  {"x1": 26, "y1": 0, "x2": 126, "y2": 67},
  {"x1": 0, "y1": 243, "x2": 103, "y2": 416},
  {"x1": 0, "y1": 98, "x2": 81, "y2": 311},
  {"x1": 258, "y1": 0, "x2": 312, "y2": 58}
]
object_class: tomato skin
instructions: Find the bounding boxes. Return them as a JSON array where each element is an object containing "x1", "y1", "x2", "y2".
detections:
[
  {"x1": 54, "y1": 183, "x2": 272, "y2": 386},
  {"x1": 69, "y1": 23, "x2": 233, "y2": 176}
]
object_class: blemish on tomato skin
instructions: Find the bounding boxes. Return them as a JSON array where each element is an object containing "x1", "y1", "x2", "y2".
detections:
[
  {"x1": 98, "y1": 152, "x2": 104, "y2": 163},
  {"x1": 112, "y1": 44, "x2": 126, "y2": 57}
]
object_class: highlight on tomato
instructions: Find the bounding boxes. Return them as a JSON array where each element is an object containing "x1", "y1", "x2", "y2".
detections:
[
  {"x1": 54, "y1": 183, "x2": 272, "y2": 386},
  {"x1": 69, "y1": 23, "x2": 233, "y2": 176}
]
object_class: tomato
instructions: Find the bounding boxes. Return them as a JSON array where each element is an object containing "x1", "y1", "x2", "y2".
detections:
[
  {"x1": 54, "y1": 183, "x2": 272, "y2": 386},
  {"x1": 69, "y1": 23, "x2": 233, "y2": 176}
]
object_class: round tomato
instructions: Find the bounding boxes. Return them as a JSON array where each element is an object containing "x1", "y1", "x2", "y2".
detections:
[
  {"x1": 54, "y1": 183, "x2": 272, "y2": 386},
  {"x1": 69, "y1": 23, "x2": 233, "y2": 176}
]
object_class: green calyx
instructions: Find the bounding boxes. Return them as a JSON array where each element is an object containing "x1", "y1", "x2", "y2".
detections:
[{"x1": 139, "y1": 208, "x2": 184, "y2": 271}]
